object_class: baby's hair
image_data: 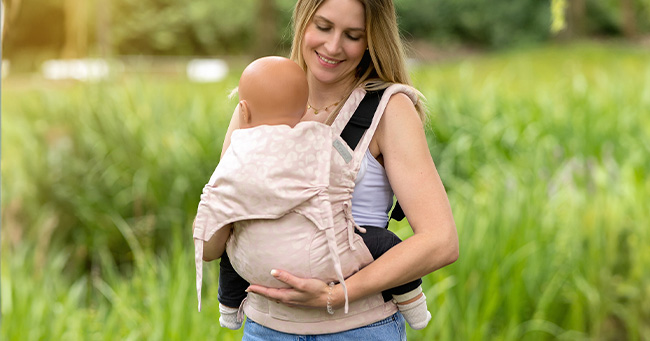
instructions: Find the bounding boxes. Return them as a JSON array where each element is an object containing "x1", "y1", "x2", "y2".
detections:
[{"x1": 228, "y1": 86, "x2": 239, "y2": 100}]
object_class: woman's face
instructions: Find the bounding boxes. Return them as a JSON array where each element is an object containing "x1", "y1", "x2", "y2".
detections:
[{"x1": 301, "y1": 0, "x2": 367, "y2": 89}]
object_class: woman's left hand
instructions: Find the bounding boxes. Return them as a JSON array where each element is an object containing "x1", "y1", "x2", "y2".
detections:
[{"x1": 246, "y1": 269, "x2": 334, "y2": 308}]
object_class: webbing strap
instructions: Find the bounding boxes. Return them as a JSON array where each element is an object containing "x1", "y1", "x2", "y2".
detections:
[
  {"x1": 340, "y1": 89, "x2": 405, "y2": 222},
  {"x1": 340, "y1": 90, "x2": 383, "y2": 150}
]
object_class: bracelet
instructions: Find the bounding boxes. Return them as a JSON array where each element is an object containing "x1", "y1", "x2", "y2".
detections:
[{"x1": 326, "y1": 282, "x2": 335, "y2": 315}]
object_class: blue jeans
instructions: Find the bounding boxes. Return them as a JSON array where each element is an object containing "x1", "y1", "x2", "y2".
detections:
[{"x1": 242, "y1": 312, "x2": 406, "y2": 341}]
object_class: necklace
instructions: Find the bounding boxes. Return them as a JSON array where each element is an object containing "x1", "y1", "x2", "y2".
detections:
[{"x1": 307, "y1": 98, "x2": 342, "y2": 115}]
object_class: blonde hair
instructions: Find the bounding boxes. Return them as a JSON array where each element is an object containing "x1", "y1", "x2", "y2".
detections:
[{"x1": 289, "y1": 0, "x2": 426, "y2": 123}]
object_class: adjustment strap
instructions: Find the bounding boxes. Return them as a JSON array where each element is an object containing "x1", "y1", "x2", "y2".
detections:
[
  {"x1": 339, "y1": 87, "x2": 405, "y2": 222},
  {"x1": 340, "y1": 89, "x2": 384, "y2": 150}
]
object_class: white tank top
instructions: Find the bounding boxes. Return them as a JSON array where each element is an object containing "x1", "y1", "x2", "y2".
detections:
[{"x1": 351, "y1": 149, "x2": 394, "y2": 227}]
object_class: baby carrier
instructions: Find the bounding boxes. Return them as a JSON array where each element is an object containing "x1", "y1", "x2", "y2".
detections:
[{"x1": 193, "y1": 84, "x2": 418, "y2": 334}]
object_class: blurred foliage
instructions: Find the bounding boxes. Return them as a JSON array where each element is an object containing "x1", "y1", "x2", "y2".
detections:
[
  {"x1": 395, "y1": 0, "x2": 552, "y2": 47},
  {"x1": 1, "y1": 0, "x2": 297, "y2": 70},
  {"x1": 551, "y1": 0, "x2": 568, "y2": 33},
  {"x1": 2, "y1": 0, "x2": 650, "y2": 71},
  {"x1": 111, "y1": 0, "x2": 259, "y2": 55},
  {"x1": 572, "y1": 0, "x2": 650, "y2": 35},
  {"x1": 395, "y1": 0, "x2": 650, "y2": 47},
  {"x1": 1, "y1": 75, "x2": 241, "y2": 274}
]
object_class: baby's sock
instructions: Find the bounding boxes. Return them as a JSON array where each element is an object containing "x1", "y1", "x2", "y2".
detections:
[
  {"x1": 219, "y1": 303, "x2": 242, "y2": 330},
  {"x1": 394, "y1": 290, "x2": 432, "y2": 330}
]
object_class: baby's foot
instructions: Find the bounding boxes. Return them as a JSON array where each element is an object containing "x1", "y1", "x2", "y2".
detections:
[
  {"x1": 396, "y1": 293, "x2": 431, "y2": 330},
  {"x1": 219, "y1": 304, "x2": 242, "y2": 330}
]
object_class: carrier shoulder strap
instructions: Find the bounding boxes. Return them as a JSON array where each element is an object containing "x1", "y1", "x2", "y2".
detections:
[
  {"x1": 340, "y1": 89, "x2": 383, "y2": 150},
  {"x1": 340, "y1": 89, "x2": 405, "y2": 222}
]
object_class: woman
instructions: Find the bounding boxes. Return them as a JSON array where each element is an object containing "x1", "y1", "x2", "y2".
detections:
[{"x1": 203, "y1": 0, "x2": 458, "y2": 338}]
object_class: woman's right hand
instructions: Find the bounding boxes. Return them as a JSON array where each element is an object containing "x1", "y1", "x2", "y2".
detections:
[{"x1": 246, "y1": 269, "x2": 339, "y2": 309}]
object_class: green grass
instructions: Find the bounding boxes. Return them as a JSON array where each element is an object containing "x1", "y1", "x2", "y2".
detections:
[{"x1": 2, "y1": 42, "x2": 649, "y2": 340}]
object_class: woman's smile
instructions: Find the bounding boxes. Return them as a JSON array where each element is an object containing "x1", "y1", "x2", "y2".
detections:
[
  {"x1": 302, "y1": 0, "x2": 367, "y2": 87},
  {"x1": 315, "y1": 51, "x2": 344, "y2": 66}
]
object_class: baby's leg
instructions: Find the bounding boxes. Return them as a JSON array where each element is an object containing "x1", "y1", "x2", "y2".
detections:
[
  {"x1": 392, "y1": 287, "x2": 432, "y2": 330},
  {"x1": 356, "y1": 226, "x2": 431, "y2": 330},
  {"x1": 218, "y1": 251, "x2": 249, "y2": 329},
  {"x1": 356, "y1": 226, "x2": 423, "y2": 300}
]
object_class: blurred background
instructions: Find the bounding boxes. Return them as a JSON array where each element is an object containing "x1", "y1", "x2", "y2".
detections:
[
  {"x1": 1, "y1": 0, "x2": 649, "y2": 340},
  {"x1": 2, "y1": 0, "x2": 650, "y2": 72}
]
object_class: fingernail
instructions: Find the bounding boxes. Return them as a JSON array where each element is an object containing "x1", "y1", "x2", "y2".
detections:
[
  {"x1": 270, "y1": 269, "x2": 278, "y2": 276},
  {"x1": 245, "y1": 287, "x2": 251, "y2": 292}
]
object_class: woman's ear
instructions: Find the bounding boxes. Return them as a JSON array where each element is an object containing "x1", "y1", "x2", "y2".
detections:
[{"x1": 239, "y1": 100, "x2": 252, "y2": 128}]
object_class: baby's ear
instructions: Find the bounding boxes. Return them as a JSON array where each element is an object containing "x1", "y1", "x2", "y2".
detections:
[{"x1": 239, "y1": 100, "x2": 252, "y2": 127}]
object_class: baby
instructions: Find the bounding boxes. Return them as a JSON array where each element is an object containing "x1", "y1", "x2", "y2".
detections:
[{"x1": 193, "y1": 56, "x2": 431, "y2": 331}]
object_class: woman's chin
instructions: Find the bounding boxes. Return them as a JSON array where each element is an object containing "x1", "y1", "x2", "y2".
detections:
[{"x1": 310, "y1": 72, "x2": 354, "y2": 87}]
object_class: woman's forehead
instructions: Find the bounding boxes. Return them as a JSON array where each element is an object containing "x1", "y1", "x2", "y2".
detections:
[{"x1": 313, "y1": 0, "x2": 365, "y2": 28}]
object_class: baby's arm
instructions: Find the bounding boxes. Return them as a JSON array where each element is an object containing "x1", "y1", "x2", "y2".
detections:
[
  {"x1": 196, "y1": 221, "x2": 232, "y2": 262},
  {"x1": 196, "y1": 102, "x2": 240, "y2": 263},
  {"x1": 200, "y1": 105, "x2": 238, "y2": 262}
]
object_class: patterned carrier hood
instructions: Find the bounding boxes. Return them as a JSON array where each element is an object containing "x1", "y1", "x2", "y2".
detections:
[{"x1": 193, "y1": 122, "x2": 335, "y2": 311}]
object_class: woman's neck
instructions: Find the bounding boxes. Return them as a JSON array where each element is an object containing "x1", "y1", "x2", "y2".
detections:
[{"x1": 306, "y1": 74, "x2": 356, "y2": 108}]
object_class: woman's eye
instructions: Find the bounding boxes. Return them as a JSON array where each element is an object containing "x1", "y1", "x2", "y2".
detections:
[
  {"x1": 346, "y1": 34, "x2": 361, "y2": 41},
  {"x1": 316, "y1": 25, "x2": 330, "y2": 32}
]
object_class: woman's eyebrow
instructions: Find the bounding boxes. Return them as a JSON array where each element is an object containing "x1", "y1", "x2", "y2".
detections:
[{"x1": 313, "y1": 15, "x2": 365, "y2": 32}]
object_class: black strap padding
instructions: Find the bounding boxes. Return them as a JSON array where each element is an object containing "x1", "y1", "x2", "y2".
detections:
[
  {"x1": 339, "y1": 88, "x2": 405, "y2": 222},
  {"x1": 340, "y1": 89, "x2": 384, "y2": 150}
]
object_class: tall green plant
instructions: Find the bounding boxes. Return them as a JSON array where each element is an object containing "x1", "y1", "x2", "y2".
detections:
[{"x1": 1, "y1": 75, "x2": 240, "y2": 274}]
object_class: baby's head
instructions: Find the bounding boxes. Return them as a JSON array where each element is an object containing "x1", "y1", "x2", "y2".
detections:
[{"x1": 238, "y1": 56, "x2": 308, "y2": 129}]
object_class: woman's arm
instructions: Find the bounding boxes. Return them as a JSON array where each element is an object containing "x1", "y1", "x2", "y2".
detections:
[
  {"x1": 339, "y1": 92, "x2": 458, "y2": 304},
  {"x1": 247, "y1": 93, "x2": 459, "y2": 308},
  {"x1": 199, "y1": 105, "x2": 242, "y2": 262},
  {"x1": 220, "y1": 104, "x2": 241, "y2": 158}
]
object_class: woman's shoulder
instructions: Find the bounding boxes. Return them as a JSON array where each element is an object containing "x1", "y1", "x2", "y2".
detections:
[
  {"x1": 360, "y1": 81, "x2": 419, "y2": 106},
  {"x1": 381, "y1": 83, "x2": 419, "y2": 107},
  {"x1": 370, "y1": 84, "x2": 424, "y2": 156},
  {"x1": 382, "y1": 90, "x2": 420, "y2": 130}
]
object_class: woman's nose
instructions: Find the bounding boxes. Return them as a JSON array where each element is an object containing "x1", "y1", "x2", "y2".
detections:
[{"x1": 323, "y1": 34, "x2": 342, "y2": 56}]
